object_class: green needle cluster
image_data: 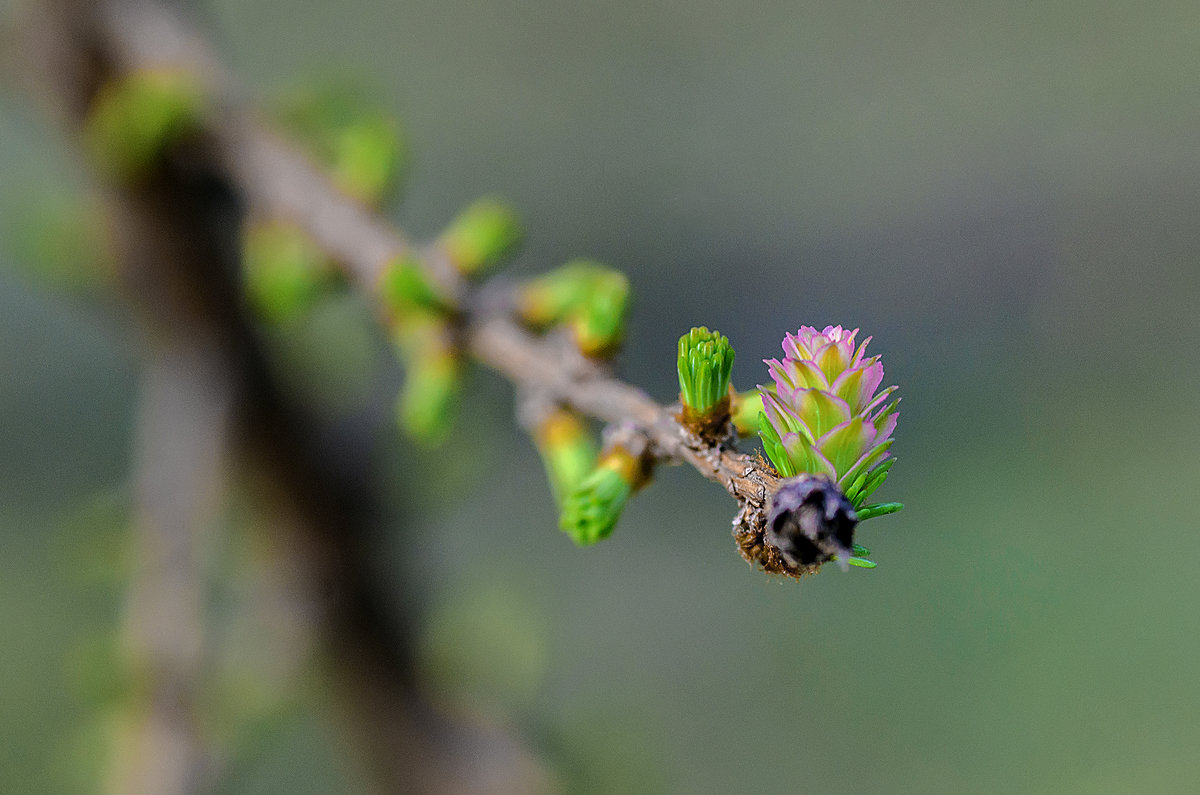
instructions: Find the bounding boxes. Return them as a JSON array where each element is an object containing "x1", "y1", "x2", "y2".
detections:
[
  {"x1": 842, "y1": 459, "x2": 896, "y2": 511},
  {"x1": 837, "y1": 543, "x2": 878, "y2": 569},
  {"x1": 559, "y1": 464, "x2": 631, "y2": 546},
  {"x1": 536, "y1": 410, "x2": 598, "y2": 505},
  {"x1": 276, "y1": 84, "x2": 407, "y2": 207},
  {"x1": 855, "y1": 501, "x2": 904, "y2": 521},
  {"x1": 677, "y1": 327, "x2": 735, "y2": 415},
  {"x1": 517, "y1": 261, "x2": 630, "y2": 358}
]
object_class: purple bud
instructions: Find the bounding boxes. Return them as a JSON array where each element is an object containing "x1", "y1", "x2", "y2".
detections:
[{"x1": 765, "y1": 474, "x2": 858, "y2": 570}]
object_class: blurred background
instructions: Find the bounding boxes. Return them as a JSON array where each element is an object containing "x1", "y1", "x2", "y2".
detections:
[{"x1": 3, "y1": 0, "x2": 1199, "y2": 791}]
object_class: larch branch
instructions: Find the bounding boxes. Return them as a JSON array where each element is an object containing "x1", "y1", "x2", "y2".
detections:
[{"x1": 86, "y1": 0, "x2": 788, "y2": 558}]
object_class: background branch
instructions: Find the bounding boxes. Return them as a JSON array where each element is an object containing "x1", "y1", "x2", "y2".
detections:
[
  {"x1": 24, "y1": 0, "x2": 551, "y2": 790},
  {"x1": 113, "y1": 341, "x2": 230, "y2": 794}
]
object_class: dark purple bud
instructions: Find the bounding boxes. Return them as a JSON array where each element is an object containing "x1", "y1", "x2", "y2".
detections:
[{"x1": 765, "y1": 474, "x2": 858, "y2": 570}]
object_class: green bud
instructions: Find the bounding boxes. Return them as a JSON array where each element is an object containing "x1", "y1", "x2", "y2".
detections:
[
  {"x1": 677, "y1": 326, "x2": 734, "y2": 423},
  {"x1": 730, "y1": 389, "x2": 764, "y2": 436},
  {"x1": 379, "y1": 256, "x2": 449, "y2": 317},
  {"x1": 515, "y1": 261, "x2": 630, "y2": 357},
  {"x1": 84, "y1": 69, "x2": 205, "y2": 179},
  {"x1": 517, "y1": 260, "x2": 609, "y2": 328},
  {"x1": 329, "y1": 117, "x2": 405, "y2": 205},
  {"x1": 242, "y1": 219, "x2": 337, "y2": 324},
  {"x1": 397, "y1": 343, "x2": 461, "y2": 447},
  {"x1": 559, "y1": 447, "x2": 645, "y2": 545},
  {"x1": 276, "y1": 83, "x2": 406, "y2": 206},
  {"x1": 570, "y1": 269, "x2": 630, "y2": 358},
  {"x1": 535, "y1": 410, "x2": 598, "y2": 505},
  {"x1": 559, "y1": 465, "x2": 629, "y2": 546},
  {"x1": 439, "y1": 198, "x2": 522, "y2": 276}
]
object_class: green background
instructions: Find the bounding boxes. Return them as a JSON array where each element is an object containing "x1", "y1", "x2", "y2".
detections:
[{"x1": 2, "y1": 0, "x2": 1198, "y2": 790}]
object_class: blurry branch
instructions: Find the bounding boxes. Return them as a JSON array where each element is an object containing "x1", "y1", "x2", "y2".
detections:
[
  {"x1": 112, "y1": 343, "x2": 231, "y2": 794},
  {"x1": 23, "y1": 0, "x2": 551, "y2": 791},
  {"x1": 63, "y1": 0, "x2": 797, "y2": 572}
]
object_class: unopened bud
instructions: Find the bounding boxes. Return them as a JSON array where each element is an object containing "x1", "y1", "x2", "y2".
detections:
[
  {"x1": 242, "y1": 219, "x2": 337, "y2": 324},
  {"x1": 440, "y1": 198, "x2": 522, "y2": 276},
  {"x1": 765, "y1": 474, "x2": 858, "y2": 570},
  {"x1": 85, "y1": 69, "x2": 205, "y2": 179},
  {"x1": 535, "y1": 409, "x2": 597, "y2": 504},
  {"x1": 677, "y1": 326, "x2": 734, "y2": 435},
  {"x1": 559, "y1": 446, "x2": 648, "y2": 545}
]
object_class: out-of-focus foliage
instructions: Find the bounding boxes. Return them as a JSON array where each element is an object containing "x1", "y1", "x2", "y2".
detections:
[
  {"x1": 518, "y1": 260, "x2": 630, "y2": 357},
  {"x1": 242, "y1": 218, "x2": 340, "y2": 324},
  {"x1": 84, "y1": 69, "x2": 205, "y2": 179},
  {"x1": 438, "y1": 197, "x2": 523, "y2": 277},
  {"x1": 6, "y1": 195, "x2": 114, "y2": 292},
  {"x1": 392, "y1": 315, "x2": 461, "y2": 446},
  {"x1": 274, "y1": 82, "x2": 407, "y2": 206}
]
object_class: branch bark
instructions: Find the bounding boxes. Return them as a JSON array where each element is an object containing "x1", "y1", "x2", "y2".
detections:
[{"x1": 112, "y1": 342, "x2": 231, "y2": 794}]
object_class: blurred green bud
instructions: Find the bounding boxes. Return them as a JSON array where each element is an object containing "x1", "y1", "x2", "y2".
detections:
[
  {"x1": 516, "y1": 260, "x2": 609, "y2": 328},
  {"x1": 569, "y1": 269, "x2": 629, "y2": 358},
  {"x1": 439, "y1": 198, "x2": 522, "y2": 277},
  {"x1": 329, "y1": 118, "x2": 404, "y2": 205},
  {"x1": 394, "y1": 320, "x2": 461, "y2": 446},
  {"x1": 9, "y1": 195, "x2": 114, "y2": 291},
  {"x1": 242, "y1": 219, "x2": 338, "y2": 324},
  {"x1": 276, "y1": 83, "x2": 407, "y2": 206},
  {"x1": 559, "y1": 446, "x2": 648, "y2": 545},
  {"x1": 534, "y1": 409, "x2": 598, "y2": 505},
  {"x1": 730, "y1": 389, "x2": 765, "y2": 436},
  {"x1": 84, "y1": 69, "x2": 205, "y2": 180},
  {"x1": 379, "y1": 256, "x2": 450, "y2": 317},
  {"x1": 677, "y1": 326, "x2": 734, "y2": 434},
  {"x1": 517, "y1": 261, "x2": 631, "y2": 357}
]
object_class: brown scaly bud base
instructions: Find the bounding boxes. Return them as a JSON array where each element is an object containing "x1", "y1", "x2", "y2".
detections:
[
  {"x1": 731, "y1": 468, "x2": 861, "y2": 578},
  {"x1": 729, "y1": 457, "x2": 819, "y2": 579},
  {"x1": 733, "y1": 504, "x2": 819, "y2": 578},
  {"x1": 677, "y1": 394, "x2": 732, "y2": 442}
]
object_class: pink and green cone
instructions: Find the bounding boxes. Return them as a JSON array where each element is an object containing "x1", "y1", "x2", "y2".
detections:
[{"x1": 758, "y1": 325, "x2": 902, "y2": 521}]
